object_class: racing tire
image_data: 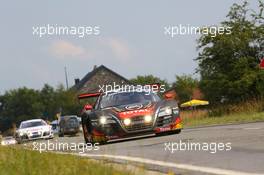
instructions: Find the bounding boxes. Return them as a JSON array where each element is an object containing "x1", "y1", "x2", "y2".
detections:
[
  {"x1": 82, "y1": 115, "x2": 95, "y2": 144},
  {"x1": 82, "y1": 115, "x2": 107, "y2": 145},
  {"x1": 16, "y1": 138, "x2": 23, "y2": 144},
  {"x1": 156, "y1": 129, "x2": 181, "y2": 136},
  {"x1": 58, "y1": 129, "x2": 64, "y2": 137},
  {"x1": 16, "y1": 135, "x2": 27, "y2": 144}
]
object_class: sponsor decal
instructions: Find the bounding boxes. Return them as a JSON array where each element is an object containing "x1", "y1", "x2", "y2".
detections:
[
  {"x1": 156, "y1": 126, "x2": 171, "y2": 132},
  {"x1": 106, "y1": 135, "x2": 119, "y2": 139},
  {"x1": 119, "y1": 108, "x2": 153, "y2": 118},
  {"x1": 125, "y1": 104, "x2": 143, "y2": 110}
]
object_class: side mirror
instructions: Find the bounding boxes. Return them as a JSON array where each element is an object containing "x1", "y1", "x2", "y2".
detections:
[
  {"x1": 164, "y1": 93, "x2": 173, "y2": 99},
  {"x1": 84, "y1": 104, "x2": 93, "y2": 111}
]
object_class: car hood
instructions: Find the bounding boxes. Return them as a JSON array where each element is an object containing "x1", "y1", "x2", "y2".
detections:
[
  {"x1": 97, "y1": 101, "x2": 158, "y2": 120},
  {"x1": 95, "y1": 99, "x2": 178, "y2": 120},
  {"x1": 112, "y1": 101, "x2": 153, "y2": 112}
]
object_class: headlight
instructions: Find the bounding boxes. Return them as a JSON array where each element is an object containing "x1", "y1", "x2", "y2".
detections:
[
  {"x1": 158, "y1": 107, "x2": 172, "y2": 117},
  {"x1": 43, "y1": 127, "x2": 52, "y2": 132},
  {"x1": 99, "y1": 116, "x2": 107, "y2": 124},
  {"x1": 19, "y1": 132, "x2": 25, "y2": 136},
  {"x1": 99, "y1": 116, "x2": 116, "y2": 125},
  {"x1": 144, "y1": 115, "x2": 152, "y2": 123},
  {"x1": 172, "y1": 107, "x2": 180, "y2": 115},
  {"x1": 123, "y1": 118, "x2": 131, "y2": 126}
]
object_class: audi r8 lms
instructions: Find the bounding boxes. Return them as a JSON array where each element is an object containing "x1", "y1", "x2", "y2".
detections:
[
  {"x1": 15, "y1": 119, "x2": 54, "y2": 143},
  {"x1": 79, "y1": 89, "x2": 182, "y2": 144}
]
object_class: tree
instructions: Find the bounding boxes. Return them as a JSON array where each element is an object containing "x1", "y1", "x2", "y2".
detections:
[
  {"x1": 172, "y1": 75, "x2": 200, "y2": 102},
  {"x1": 40, "y1": 84, "x2": 57, "y2": 120},
  {"x1": 0, "y1": 84, "x2": 81, "y2": 132},
  {"x1": 130, "y1": 75, "x2": 170, "y2": 91},
  {"x1": 54, "y1": 85, "x2": 80, "y2": 116},
  {"x1": 0, "y1": 87, "x2": 43, "y2": 131},
  {"x1": 196, "y1": 0, "x2": 264, "y2": 104},
  {"x1": 40, "y1": 84, "x2": 80, "y2": 120}
]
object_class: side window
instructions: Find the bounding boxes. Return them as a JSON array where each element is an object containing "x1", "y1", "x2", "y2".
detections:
[
  {"x1": 41, "y1": 120, "x2": 47, "y2": 125},
  {"x1": 153, "y1": 93, "x2": 161, "y2": 101},
  {"x1": 94, "y1": 96, "x2": 101, "y2": 110}
]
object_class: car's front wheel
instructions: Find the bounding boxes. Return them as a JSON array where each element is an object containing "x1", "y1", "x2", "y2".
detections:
[
  {"x1": 16, "y1": 135, "x2": 27, "y2": 144},
  {"x1": 156, "y1": 129, "x2": 181, "y2": 136},
  {"x1": 58, "y1": 128, "x2": 64, "y2": 137},
  {"x1": 82, "y1": 116, "x2": 95, "y2": 144}
]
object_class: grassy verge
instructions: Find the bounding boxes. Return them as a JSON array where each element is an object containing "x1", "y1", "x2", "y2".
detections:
[
  {"x1": 182, "y1": 111, "x2": 264, "y2": 128},
  {"x1": 0, "y1": 146, "x2": 135, "y2": 175}
]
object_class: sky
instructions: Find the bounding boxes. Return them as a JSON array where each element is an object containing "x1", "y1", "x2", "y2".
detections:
[{"x1": 0, "y1": 0, "x2": 260, "y2": 93}]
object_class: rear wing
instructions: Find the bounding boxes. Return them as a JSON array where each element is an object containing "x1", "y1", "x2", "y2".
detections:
[
  {"x1": 78, "y1": 92, "x2": 101, "y2": 112},
  {"x1": 78, "y1": 92, "x2": 101, "y2": 100}
]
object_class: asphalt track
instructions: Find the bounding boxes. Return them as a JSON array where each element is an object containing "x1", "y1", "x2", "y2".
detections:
[{"x1": 35, "y1": 122, "x2": 264, "y2": 175}]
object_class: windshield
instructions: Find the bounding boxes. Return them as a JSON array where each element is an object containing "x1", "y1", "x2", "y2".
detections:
[
  {"x1": 20, "y1": 121, "x2": 46, "y2": 129},
  {"x1": 100, "y1": 91, "x2": 160, "y2": 108},
  {"x1": 4, "y1": 137, "x2": 14, "y2": 140}
]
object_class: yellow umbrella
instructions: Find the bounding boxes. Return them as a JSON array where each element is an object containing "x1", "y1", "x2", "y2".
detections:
[{"x1": 180, "y1": 99, "x2": 209, "y2": 108}]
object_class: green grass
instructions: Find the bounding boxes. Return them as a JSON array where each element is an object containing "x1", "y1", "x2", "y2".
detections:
[
  {"x1": 183, "y1": 111, "x2": 264, "y2": 128},
  {"x1": 0, "y1": 146, "x2": 135, "y2": 175}
]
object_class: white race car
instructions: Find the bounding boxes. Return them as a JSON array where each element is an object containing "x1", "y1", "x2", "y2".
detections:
[
  {"x1": 1, "y1": 136, "x2": 17, "y2": 146},
  {"x1": 16, "y1": 119, "x2": 54, "y2": 143}
]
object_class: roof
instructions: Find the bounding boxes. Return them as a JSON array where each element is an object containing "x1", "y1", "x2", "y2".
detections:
[
  {"x1": 73, "y1": 65, "x2": 131, "y2": 91},
  {"x1": 21, "y1": 119, "x2": 43, "y2": 123}
]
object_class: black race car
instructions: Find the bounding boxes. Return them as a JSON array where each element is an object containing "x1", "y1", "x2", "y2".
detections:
[{"x1": 79, "y1": 89, "x2": 182, "y2": 144}]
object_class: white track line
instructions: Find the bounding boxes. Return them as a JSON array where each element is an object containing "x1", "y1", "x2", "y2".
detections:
[
  {"x1": 70, "y1": 153, "x2": 263, "y2": 175},
  {"x1": 244, "y1": 127, "x2": 261, "y2": 130}
]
